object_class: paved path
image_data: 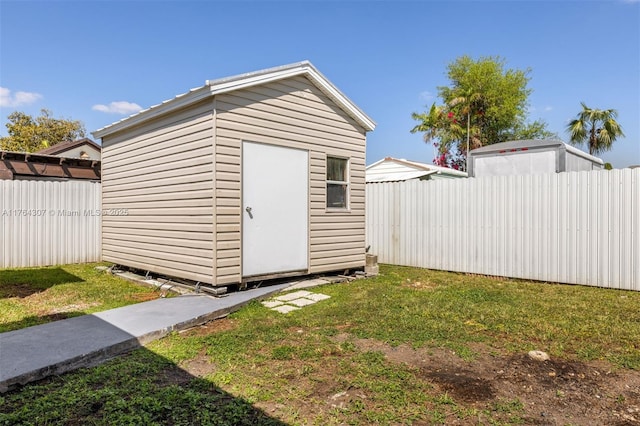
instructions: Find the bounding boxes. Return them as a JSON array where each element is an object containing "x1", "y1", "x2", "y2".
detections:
[{"x1": 0, "y1": 284, "x2": 290, "y2": 392}]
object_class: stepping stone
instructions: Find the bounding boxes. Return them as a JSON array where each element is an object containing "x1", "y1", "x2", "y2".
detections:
[
  {"x1": 274, "y1": 290, "x2": 312, "y2": 302},
  {"x1": 271, "y1": 305, "x2": 301, "y2": 314},
  {"x1": 288, "y1": 298, "x2": 318, "y2": 307},
  {"x1": 305, "y1": 293, "x2": 331, "y2": 302},
  {"x1": 261, "y1": 300, "x2": 285, "y2": 308}
]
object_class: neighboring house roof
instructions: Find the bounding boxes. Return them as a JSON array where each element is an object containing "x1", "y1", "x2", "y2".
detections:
[
  {"x1": 36, "y1": 138, "x2": 102, "y2": 159},
  {"x1": 366, "y1": 157, "x2": 467, "y2": 182},
  {"x1": 93, "y1": 61, "x2": 376, "y2": 139}
]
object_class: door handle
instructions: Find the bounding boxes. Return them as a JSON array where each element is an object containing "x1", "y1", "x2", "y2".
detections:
[{"x1": 245, "y1": 206, "x2": 253, "y2": 219}]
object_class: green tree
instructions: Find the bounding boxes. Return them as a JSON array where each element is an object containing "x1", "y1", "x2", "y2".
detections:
[
  {"x1": 411, "y1": 55, "x2": 553, "y2": 170},
  {"x1": 0, "y1": 109, "x2": 86, "y2": 152},
  {"x1": 509, "y1": 119, "x2": 558, "y2": 141},
  {"x1": 566, "y1": 102, "x2": 624, "y2": 156}
]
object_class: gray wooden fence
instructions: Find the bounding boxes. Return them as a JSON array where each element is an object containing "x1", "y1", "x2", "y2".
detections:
[
  {"x1": 0, "y1": 180, "x2": 102, "y2": 268},
  {"x1": 366, "y1": 169, "x2": 640, "y2": 291}
]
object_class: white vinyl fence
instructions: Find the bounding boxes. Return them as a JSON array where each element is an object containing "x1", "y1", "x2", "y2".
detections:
[
  {"x1": 0, "y1": 180, "x2": 102, "y2": 268},
  {"x1": 366, "y1": 169, "x2": 640, "y2": 291}
]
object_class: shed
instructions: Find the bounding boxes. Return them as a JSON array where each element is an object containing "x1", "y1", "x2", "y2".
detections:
[
  {"x1": 468, "y1": 139, "x2": 604, "y2": 177},
  {"x1": 92, "y1": 61, "x2": 375, "y2": 287},
  {"x1": 366, "y1": 157, "x2": 467, "y2": 182}
]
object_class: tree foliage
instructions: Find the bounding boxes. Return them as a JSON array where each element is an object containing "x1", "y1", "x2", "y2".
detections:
[
  {"x1": 0, "y1": 109, "x2": 86, "y2": 152},
  {"x1": 566, "y1": 102, "x2": 624, "y2": 155},
  {"x1": 412, "y1": 55, "x2": 555, "y2": 170}
]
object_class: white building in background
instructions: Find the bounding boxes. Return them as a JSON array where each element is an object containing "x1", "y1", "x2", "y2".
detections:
[
  {"x1": 366, "y1": 157, "x2": 467, "y2": 183},
  {"x1": 467, "y1": 140, "x2": 604, "y2": 178}
]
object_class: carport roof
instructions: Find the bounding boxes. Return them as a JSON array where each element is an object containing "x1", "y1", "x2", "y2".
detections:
[
  {"x1": 0, "y1": 150, "x2": 101, "y2": 180},
  {"x1": 93, "y1": 61, "x2": 376, "y2": 139}
]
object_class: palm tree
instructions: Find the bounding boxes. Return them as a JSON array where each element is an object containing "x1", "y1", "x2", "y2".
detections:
[
  {"x1": 411, "y1": 103, "x2": 442, "y2": 143},
  {"x1": 449, "y1": 89, "x2": 484, "y2": 171},
  {"x1": 566, "y1": 102, "x2": 624, "y2": 155},
  {"x1": 449, "y1": 93, "x2": 475, "y2": 149}
]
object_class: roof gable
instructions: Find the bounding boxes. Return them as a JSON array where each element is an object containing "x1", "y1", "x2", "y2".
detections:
[
  {"x1": 93, "y1": 61, "x2": 375, "y2": 139},
  {"x1": 36, "y1": 138, "x2": 101, "y2": 156}
]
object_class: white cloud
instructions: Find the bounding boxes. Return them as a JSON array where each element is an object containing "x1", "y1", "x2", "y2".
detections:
[
  {"x1": 0, "y1": 87, "x2": 43, "y2": 107},
  {"x1": 92, "y1": 101, "x2": 142, "y2": 115},
  {"x1": 529, "y1": 105, "x2": 553, "y2": 114},
  {"x1": 419, "y1": 91, "x2": 434, "y2": 102}
]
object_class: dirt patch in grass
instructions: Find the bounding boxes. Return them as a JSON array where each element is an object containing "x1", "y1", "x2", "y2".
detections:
[
  {"x1": 1, "y1": 283, "x2": 42, "y2": 298},
  {"x1": 46, "y1": 302, "x2": 101, "y2": 315},
  {"x1": 181, "y1": 349, "x2": 217, "y2": 378},
  {"x1": 36, "y1": 312, "x2": 75, "y2": 322},
  {"x1": 426, "y1": 369, "x2": 496, "y2": 402},
  {"x1": 402, "y1": 278, "x2": 438, "y2": 290},
  {"x1": 126, "y1": 292, "x2": 162, "y2": 302},
  {"x1": 333, "y1": 333, "x2": 640, "y2": 425},
  {"x1": 173, "y1": 320, "x2": 640, "y2": 424},
  {"x1": 180, "y1": 317, "x2": 239, "y2": 337}
]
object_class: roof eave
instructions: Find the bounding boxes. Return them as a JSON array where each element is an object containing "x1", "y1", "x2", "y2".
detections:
[
  {"x1": 365, "y1": 170, "x2": 438, "y2": 183},
  {"x1": 301, "y1": 64, "x2": 376, "y2": 132},
  {"x1": 563, "y1": 143, "x2": 604, "y2": 164},
  {"x1": 92, "y1": 86, "x2": 211, "y2": 139}
]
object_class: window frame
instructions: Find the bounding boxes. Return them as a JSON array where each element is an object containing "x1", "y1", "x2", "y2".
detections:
[{"x1": 325, "y1": 155, "x2": 350, "y2": 211}]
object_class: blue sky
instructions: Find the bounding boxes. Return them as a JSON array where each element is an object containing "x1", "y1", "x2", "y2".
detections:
[{"x1": 1, "y1": 0, "x2": 638, "y2": 167}]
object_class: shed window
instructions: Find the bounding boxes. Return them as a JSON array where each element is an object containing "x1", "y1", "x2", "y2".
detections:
[{"x1": 326, "y1": 156, "x2": 349, "y2": 209}]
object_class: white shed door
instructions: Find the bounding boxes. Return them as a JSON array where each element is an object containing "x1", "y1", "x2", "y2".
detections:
[{"x1": 242, "y1": 141, "x2": 308, "y2": 277}]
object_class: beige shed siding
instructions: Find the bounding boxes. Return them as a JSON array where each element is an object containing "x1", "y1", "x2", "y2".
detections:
[
  {"x1": 215, "y1": 76, "x2": 366, "y2": 283},
  {"x1": 101, "y1": 100, "x2": 216, "y2": 284}
]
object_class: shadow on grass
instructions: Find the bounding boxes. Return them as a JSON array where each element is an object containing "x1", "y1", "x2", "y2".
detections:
[
  {"x1": 0, "y1": 267, "x2": 84, "y2": 298},
  {"x1": 1, "y1": 350, "x2": 288, "y2": 425},
  {"x1": 0, "y1": 311, "x2": 288, "y2": 425},
  {"x1": 0, "y1": 311, "x2": 86, "y2": 333}
]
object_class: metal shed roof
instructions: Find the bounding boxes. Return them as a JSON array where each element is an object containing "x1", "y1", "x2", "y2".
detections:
[
  {"x1": 470, "y1": 139, "x2": 604, "y2": 165},
  {"x1": 93, "y1": 61, "x2": 376, "y2": 139}
]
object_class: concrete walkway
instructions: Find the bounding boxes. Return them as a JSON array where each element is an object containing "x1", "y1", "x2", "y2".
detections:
[{"x1": 0, "y1": 283, "x2": 290, "y2": 393}]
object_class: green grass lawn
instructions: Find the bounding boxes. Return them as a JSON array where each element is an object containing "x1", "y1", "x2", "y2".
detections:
[
  {"x1": 0, "y1": 263, "x2": 163, "y2": 332},
  {"x1": 2, "y1": 265, "x2": 639, "y2": 425}
]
